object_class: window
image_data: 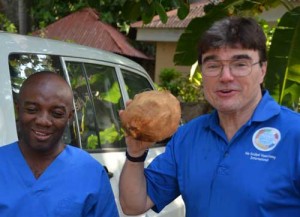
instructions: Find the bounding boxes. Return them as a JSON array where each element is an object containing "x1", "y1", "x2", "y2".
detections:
[
  {"x1": 66, "y1": 62, "x2": 125, "y2": 151},
  {"x1": 121, "y1": 69, "x2": 153, "y2": 99}
]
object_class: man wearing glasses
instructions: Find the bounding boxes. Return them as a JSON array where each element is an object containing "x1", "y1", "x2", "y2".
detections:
[{"x1": 119, "y1": 16, "x2": 300, "y2": 217}]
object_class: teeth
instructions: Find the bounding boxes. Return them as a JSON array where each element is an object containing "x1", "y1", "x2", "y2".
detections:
[{"x1": 34, "y1": 131, "x2": 48, "y2": 136}]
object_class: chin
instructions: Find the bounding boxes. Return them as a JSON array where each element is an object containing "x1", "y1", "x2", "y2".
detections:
[
  {"x1": 29, "y1": 140, "x2": 53, "y2": 151},
  {"x1": 216, "y1": 104, "x2": 237, "y2": 113}
]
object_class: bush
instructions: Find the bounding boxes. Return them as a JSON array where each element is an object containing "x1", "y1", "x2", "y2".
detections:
[{"x1": 158, "y1": 67, "x2": 204, "y2": 103}]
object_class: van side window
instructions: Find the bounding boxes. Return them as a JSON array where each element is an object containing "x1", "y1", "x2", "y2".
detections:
[
  {"x1": 9, "y1": 54, "x2": 64, "y2": 91},
  {"x1": 66, "y1": 62, "x2": 125, "y2": 151},
  {"x1": 121, "y1": 69, "x2": 153, "y2": 98}
]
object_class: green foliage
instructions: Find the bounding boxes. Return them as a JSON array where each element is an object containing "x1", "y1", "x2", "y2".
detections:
[
  {"x1": 158, "y1": 68, "x2": 203, "y2": 102},
  {"x1": 99, "y1": 124, "x2": 123, "y2": 144},
  {"x1": 0, "y1": 13, "x2": 17, "y2": 32},
  {"x1": 30, "y1": 0, "x2": 187, "y2": 33},
  {"x1": 101, "y1": 82, "x2": 122, "y2": 104},
  {"x1": 86, "y1": 124, "x2": 123, "y2": 149},
  {"x1": 265, "y1": 7, "x2": 300, "y2": 111},
  {"x1": 259, "y1": 19, "x2": 276, "y2": 49},
  {"x1": 158, "y1": 68, "x2": 181, "y2": 95},
  {"x1": 154, "y1": 1, "x2": 168, "y2": 23},
  {"x1": 87, "y1": 134, "x2": 98, "y2": 149},
  {"x1": 122, "y1": 0, "x2": 189, "y2": 24},
  {"x1": 30, "y1": 0, "x2": 127, "y2": 31},
  {"x1": 30, "y1": 0, "x2": 87, "y2": 30}
]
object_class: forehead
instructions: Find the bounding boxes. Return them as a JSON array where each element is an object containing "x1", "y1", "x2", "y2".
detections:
[
  {"x1": 202, "y1": 47, "x2": 259, "y2": 61},
  {"x1": 20, "y1": 75, "x2": 72, "y2": 106}
]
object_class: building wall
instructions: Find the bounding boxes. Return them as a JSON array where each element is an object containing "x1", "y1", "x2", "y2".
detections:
[{"x1": 155, "y1": 41, "x2": 191, "y2": 83}]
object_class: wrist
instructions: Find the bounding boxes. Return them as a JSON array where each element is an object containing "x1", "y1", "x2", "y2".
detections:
[{"x1": 126, "y1": 149, "x2": 149, "y2": 162}]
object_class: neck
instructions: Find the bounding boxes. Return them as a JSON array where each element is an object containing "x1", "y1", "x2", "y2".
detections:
[
  {"x1": 18, "y1": 141, "x2": 65, "y2": 179},
  {"x1": 219, "y1": 113, "x2": 247, "y2": 141},
  {"x1": 218, "y1": 104, "x2": 258, "y2": 141}
]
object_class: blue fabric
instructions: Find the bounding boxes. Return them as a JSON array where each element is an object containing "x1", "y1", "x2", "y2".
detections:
[
  {"x1": 0, "y1": 143, "x2": 119, "y2": 217},
  {"x1": 145, "y1": 91, "x2": 300, "y2": 217}
]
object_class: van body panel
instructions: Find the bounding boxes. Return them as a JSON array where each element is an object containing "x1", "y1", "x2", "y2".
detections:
[{"x1": 0, "y1": 62, "x2": 17, "y2": 145}]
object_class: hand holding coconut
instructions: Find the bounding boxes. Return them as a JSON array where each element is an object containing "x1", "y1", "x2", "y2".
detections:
[{"x1": 119, "y1": 90, "x2": 181, "y2": 157}]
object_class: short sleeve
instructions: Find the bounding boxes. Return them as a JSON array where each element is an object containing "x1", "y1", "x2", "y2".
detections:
[{"x1": 145, "y1": 137, "x2": 180, "y2": 213}]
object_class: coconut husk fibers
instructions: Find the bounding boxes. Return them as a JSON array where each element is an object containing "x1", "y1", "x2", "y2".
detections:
[{"x1": 120, "y1": 90, "x2": 181, "y2": 142}]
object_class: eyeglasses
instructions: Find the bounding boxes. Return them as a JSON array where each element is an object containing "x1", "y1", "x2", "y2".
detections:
[{"x1": 201, "y1": 59, "x2": 261, "y2": 77}]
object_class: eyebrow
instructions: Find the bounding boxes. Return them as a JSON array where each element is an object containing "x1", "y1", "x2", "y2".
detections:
[
  {"x1": 23, "y1": 101, "x2": 67, "y2": 111},
  {"x1": 23, "y1": 101, "x2": 37, "y2": 106},
  {"x1": 202, "y1": 54, "x2": 252, "y2": 63}
]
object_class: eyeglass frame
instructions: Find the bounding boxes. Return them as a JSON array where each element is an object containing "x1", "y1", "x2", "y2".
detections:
[{"x1": 201, "y1": 58, "x2": 261, "y2": 77}]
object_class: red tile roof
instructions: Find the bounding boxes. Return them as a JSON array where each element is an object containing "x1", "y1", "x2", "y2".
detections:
[
  {"x1": 33, "y1": 7, "x2": 150, "y2": 59},
  {"x1": 131, "y1": 0, "x2": 210, "y2": 29}
]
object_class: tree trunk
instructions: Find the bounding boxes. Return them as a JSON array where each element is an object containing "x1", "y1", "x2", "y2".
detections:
[{"x1": 18, "y1": 0, "x2": 27, "y2": 34}]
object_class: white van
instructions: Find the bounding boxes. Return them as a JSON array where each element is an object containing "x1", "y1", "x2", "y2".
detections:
[{"x1": 0, "y1": 32, "x2": 185, "y2": 216}]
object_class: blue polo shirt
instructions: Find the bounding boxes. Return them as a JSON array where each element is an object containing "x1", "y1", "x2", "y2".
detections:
[{"x1": 145, "y1": 91, "x2": 300, "y2": 217}]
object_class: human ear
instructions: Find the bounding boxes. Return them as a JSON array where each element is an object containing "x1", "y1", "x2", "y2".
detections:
[
  {"x1": 68, "y1": 109, "x2": 75, "y2": 121},
  {"x1": 260, "y1": 61, "x2": 267, "y2": 83}
]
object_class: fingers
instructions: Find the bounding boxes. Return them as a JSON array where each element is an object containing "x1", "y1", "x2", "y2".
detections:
[
  {"x1": 125, "y1": 135, "x2": 155, "y2": 155},
  {"x1": 119, "y1": 99, "x2": 132, "y2": 116},
  {"x1": 125, "y1": 99, "x2": 132, "y2": 107}
]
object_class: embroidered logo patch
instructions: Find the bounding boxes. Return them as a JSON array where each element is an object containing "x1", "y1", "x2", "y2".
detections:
[{"x1": 252, "y1": 127, "x2": 281, "y2": 152}]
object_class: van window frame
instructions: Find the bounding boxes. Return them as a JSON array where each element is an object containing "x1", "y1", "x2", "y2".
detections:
[{"x1": 60, "y1": 57, "x2": 166, "y2": 153}]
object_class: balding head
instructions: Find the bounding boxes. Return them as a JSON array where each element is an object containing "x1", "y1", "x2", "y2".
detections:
[{"x1": 19, "y1": 71, "x2": 73, "y2": 108}]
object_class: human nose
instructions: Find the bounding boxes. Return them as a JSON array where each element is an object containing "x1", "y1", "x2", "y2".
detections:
[
  {"x1": 219, "y1": 64, "x2": 234, "y2": 81},
  {"x1": 35, "y1": 111, "x2": 52, "y2": 126}
]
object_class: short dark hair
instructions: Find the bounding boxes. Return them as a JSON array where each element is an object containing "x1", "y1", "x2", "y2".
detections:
[{"x1": 198, "y1": 16, "x2": 267, "y2": 64}]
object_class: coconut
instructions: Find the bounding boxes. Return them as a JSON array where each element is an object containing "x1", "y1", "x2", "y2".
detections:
[{"x1": 120, "y1": 90, "x2": 181, "y2": 142}]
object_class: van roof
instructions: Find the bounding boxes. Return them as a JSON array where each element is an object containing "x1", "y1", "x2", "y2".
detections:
[{"x1": 0, "y1": 31, "x2": 146, "y2": 72}]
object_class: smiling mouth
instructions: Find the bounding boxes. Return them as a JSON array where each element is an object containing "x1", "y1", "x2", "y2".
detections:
[
  {"x1": 218, "y1": 89, "x2": 235, "y2": 94},
  {"x1": 33, "y1": 130, "x2": 52, "y2": 141},
  {"x1": 220, "y1": 90, "x2": 232, "y2": 93}
]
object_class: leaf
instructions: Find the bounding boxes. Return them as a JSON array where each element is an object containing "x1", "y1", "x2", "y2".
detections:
[
  {"x1": 154, "y1": 1, "x2": 168, "y2": 24},
  {"x1": 122, "y1": 0, "x2": 141, "y2": 21},
  {"x1": 177, "y1": 0, "x2": 189, "y2": 20},
  {"x1": 174, "y1": 0, "x2": 242, "y2": 66},
  {"x1": 87, "y1": 0, "x2": 100, "y2": 8},
  {"x1": 141, "y1": 0, "x2": 156, "y2": 24},
  {"x1": 173, "y1": 9, "x2": 227, "y2": 65},
  {"x1": 265, "y1": 6, "x2": 300, "y2": 109},
  {"x1": 281, "y1": 84, "x2": 300, "y2": 109}
]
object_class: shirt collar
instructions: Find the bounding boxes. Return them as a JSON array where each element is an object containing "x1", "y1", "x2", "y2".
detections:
[{"x1": 251, "y1": 90, "x2": 280, "y2": 122}]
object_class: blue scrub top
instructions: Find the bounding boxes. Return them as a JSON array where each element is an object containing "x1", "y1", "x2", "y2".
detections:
[
  {"x1": 145, "y1": 91, "x2": 300, "y2": 217},
  {"x1": 0, "y1": 143, "x2": 119, "y2": 217}
]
